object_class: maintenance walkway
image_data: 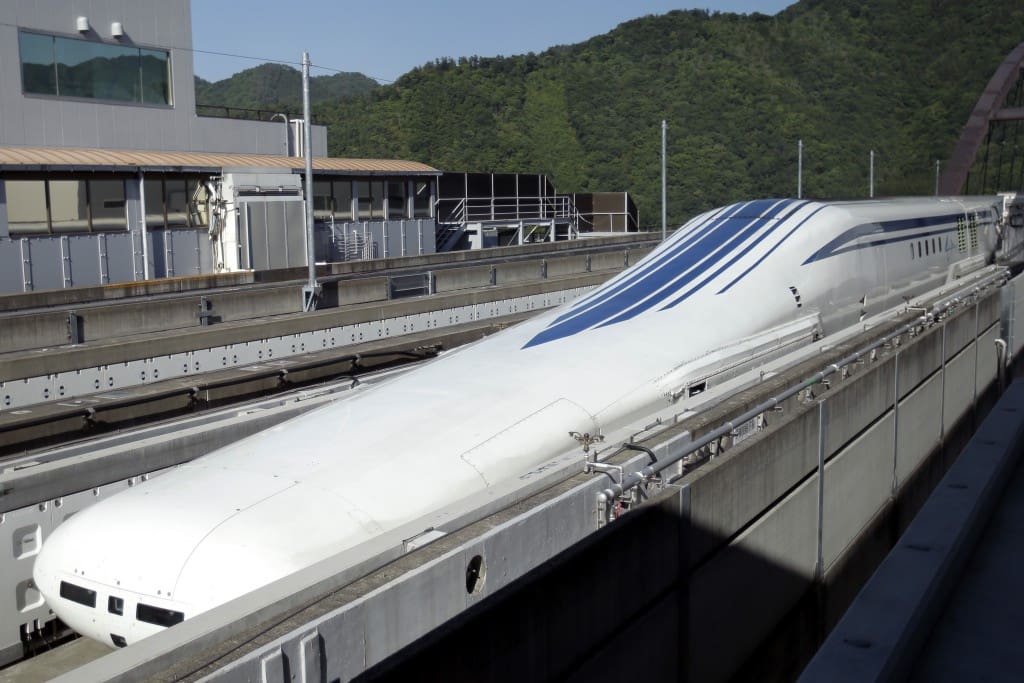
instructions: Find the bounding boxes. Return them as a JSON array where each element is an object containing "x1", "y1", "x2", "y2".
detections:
[{"x1": 800, "y1": 378, "x2": 1024, "y2": 682}]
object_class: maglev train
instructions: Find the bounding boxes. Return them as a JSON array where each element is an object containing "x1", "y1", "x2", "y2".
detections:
[{"x1": 33, "y1": 196, "x2": 1008, "y2": 647}]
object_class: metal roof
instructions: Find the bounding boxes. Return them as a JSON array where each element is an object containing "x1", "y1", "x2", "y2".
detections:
[{"x1": 0, "y1": 146, "x2": 440, "y2": 175}]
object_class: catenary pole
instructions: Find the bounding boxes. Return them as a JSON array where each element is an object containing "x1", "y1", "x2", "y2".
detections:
[
  {"x1": 301, "y1": 51, "x2": 320, "y2": 311},
  {"x1": 797, "y1": 139, "x2": 803, "y2": 199},
  {"x1": 661, "y1": 120, "x2": 667, "y2": 241},
  {"x1": 869, "y1": 149, "x2": 875, "y2": 198}
]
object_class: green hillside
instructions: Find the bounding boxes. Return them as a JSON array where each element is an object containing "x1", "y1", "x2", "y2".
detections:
[
  {"x1": 197, "y1": 1, "x2": 1024, "y2": 228},
  {"x1": 195, "y1": 63, "x2": 378, "y2": 114}
]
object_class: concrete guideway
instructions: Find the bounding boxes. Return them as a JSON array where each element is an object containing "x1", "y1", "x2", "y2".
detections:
[
  {"x1": 30, "y1": 266, "x2": 1021, "y2": 682},
  {"x1": 798, "y1": 378, "x2": 1024, "y2": 681},
  {"x1": 0, "y1": 235, "x2": 655, "y2": 353},
  {"x1": 0, "y1": 313, "x2": 530, "y2": 455},
  {"x1": 0, "y1": 241, "x2": 656, "y2": 668},
  {"x1": 0, "y1": 244, "x2": 653, "y2": 414}
]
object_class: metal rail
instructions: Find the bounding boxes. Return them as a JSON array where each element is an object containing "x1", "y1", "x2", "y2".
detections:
[
  {"x1": 597, "y1": 268, "x2": 1010, "y2": 509},
  {"x1": 0, "y1": 346, "x2": 441, "y2": 457},
  {"x1": 0, "y1": 236, "x2": 657, "y2": 319}
]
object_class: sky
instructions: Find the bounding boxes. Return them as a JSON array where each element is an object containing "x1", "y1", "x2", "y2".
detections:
[{"x1": 191, "y1": 1, "x2": 795, "y2": 83}]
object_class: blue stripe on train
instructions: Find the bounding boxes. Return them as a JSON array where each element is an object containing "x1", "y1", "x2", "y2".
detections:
[
  {"x1": 547, "y1": 202, "x2": 738, "y2": 327},
  {"x1": 802, "y1": 213, "x2": 962, "y2": 264},
  {"x1": 523, "y1": 199, "x2": 801, "y2": 348}
]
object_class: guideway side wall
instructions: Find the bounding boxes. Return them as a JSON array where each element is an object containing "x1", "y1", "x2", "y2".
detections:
[
  {"x1": 81, "y1": 283, "x2": 1009, "y2": 682},
  {"x1": 347, "y1": 291, "x2": 1002, "y2": 683}
]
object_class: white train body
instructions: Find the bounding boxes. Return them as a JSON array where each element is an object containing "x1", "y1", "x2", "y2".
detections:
[{"x1": 33, "y1": 196, "x2": 1007, "y2": 646}]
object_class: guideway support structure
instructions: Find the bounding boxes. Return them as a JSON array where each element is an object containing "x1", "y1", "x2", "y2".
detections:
[{"x1": 44, "y1": 265, "x2": 1023, "y2": 682}]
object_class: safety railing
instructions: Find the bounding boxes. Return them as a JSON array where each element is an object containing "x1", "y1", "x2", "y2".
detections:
[
  {"x1": 592, "y1": 267, "x2": 1010, "y2": 531},
  {"x1": 324, "y1": 219, "x2": 378, "y2": 262},
  {"x1": 436, "y1": 196, "x2": 582, "y2": 226}
]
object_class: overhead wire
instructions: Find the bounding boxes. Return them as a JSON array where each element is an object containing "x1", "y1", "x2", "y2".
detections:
[{"x1": 0, "y1": 20, "x2": 396, "y2": 84}]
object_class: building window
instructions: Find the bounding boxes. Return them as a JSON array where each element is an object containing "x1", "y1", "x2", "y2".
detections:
[
  {"x1": 356, "y1": 180, "x2": 385, "y2": 220},
  {"x1": 144, "y1": 177, "x2": 166, "y2": 227},
  {"x1": 386, "y1": 180, "x2": 407, "y2": 219},
  {"x1": 5, "y1": 179, "x2": 49, "y2": 234},
  {"x1": 5, "y1": 176, "x2": 127, "y2": 234},
  {"x1": 313, "y1": 180, "x2": 333, "y2": 219},
  {"x1": 413, "y1": 180, "x2": 432, "y2": 218},
  {"x1": 48, "y1": 179, "x2": 90, "y2": 232},
  {"x1": 19, "y1": 31, "x2": 56, "y2": 95},
  {"x1": 89, "y1": 179, "x2": 128, "y2": 230},
  {"x1": 313, "y1": 179, "x2": 354, "y2": 221},
  {"x1": 333, "y1": 180, "x2": 353, "y2": 220},
  {"x1": 19, "y1": 30, "x2": 171, "y2": 106},
  {"x1": 146, "y1": 176, "x2": 208, "y2": 229}
]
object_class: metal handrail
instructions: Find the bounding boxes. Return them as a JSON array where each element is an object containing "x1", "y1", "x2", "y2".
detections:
[
  {"x1": 437, "y1": 196, "x2": 583, "y2": 223},
  {"x1": 435, "y1": 194, "x2": 639, "y2": 239},
  {"x1": 195, "y1": 104, "x2": 323, "y2": 125},
  {"x1": 596, "y1": 267, "x2": 1010, "y2": 508}
]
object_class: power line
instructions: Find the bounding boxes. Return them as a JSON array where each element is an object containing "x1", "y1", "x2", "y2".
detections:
[
  {"x1": 0, "y1": 20, "x2": 395, "y2": 84},
  {"x1": 191, "y1": 47, "x2": 395, "y2": 84}
]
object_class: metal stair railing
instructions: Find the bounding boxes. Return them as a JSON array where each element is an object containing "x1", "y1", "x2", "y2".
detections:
[{"x1": 434, "y1": 193, "x2": 599, "y2": 243}]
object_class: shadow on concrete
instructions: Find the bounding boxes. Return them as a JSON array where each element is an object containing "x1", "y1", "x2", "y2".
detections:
[
  {"x1": 354, "y1": 499, "x2": 805, "y2": 683},
  {"x1": 355, "y1": 404, "x2": 992, "y2": 683}
]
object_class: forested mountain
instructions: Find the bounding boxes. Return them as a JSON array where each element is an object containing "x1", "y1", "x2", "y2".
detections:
[
  {"x1": 194, "y1": 63, "x2": 378, "y2": 114},
  {"x1": 197, "y1": 0, "x2": 1024, "y2": 228}
]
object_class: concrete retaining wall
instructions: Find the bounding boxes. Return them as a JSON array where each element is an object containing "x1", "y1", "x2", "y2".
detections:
[
  {"x1": 589, "y1": 250, "x2": 626, "y2": 271},
  {"x1": 494, "y1": 260, "x2": 543, "y2": 285},
  {"x1": 76, "y1": 289, "x2": 1004, "y2": 683},
  {"x1": 21, "y1": 271, "x2": 1012, "y2": 682},
  {"x1": 0, "y1": 242, "x2": 656, "y2": 355},
  {"x1": 307, "y1": 292, "x2": 1003, "y2": 683},
  {"x1": 433, "y1": 265, "x2": 493, "y2": 293},
  {"x1": 546, "y1": 254, "x2": 590, "y2": 277},
  {"x1": 0, "y1": 236, "x2": 655, "y2": 352}
]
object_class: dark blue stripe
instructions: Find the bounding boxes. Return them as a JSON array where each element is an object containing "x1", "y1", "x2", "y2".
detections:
[
  {"x1": 717, "y1": 203, "x2": 829, "y2": 294},
  {"x1": 523, "y1": 199, "x2": 795, "y2": 348},
  {"x1": 829, "y1": 225, "x2": 959, "y2": 256},
  {"x1": 657, "y1": 200, "x2": 811, "y2": 312},
  {"x1": 803, "y1": 213, "x2": 962, "y2": 264},
  {"x1": 548, "y1": 202, "x2": 738, "y2": 327},
  {"x1": 563, "y1": 206, "x2": 786, "y2": 331},
  {"x1": 553, "y1": 198, "x2": 788, "y2": 327}
]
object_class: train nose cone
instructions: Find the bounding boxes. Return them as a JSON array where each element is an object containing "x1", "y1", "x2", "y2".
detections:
[
  {"x1": 33, "y1": 463, "x2": 298, "y2": 645},
  {"x1": 33, "y1": 512, "x2": 112, "y2": 644}
]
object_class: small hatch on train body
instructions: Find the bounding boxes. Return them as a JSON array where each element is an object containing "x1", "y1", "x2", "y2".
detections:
[{"x1": 108, "y1": 595, "x2": 123, "y2": 615}]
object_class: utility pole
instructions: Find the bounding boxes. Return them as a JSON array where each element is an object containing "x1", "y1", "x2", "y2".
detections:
[
  {"x1": 301, "y1": 51, "x2": 320, "y2": 312},
  {"x1": 935, "y1": 160, "x2": 941, "y2": 196},
  {"x1": 797, "y1": 139, "x2": 803, "y2": 199},
  {"x1": 869, "y1": 149, "x2": 875, "y2": 198},
  {"x1": 661, "y1": 120, "x2": 667, "y2": 241}
]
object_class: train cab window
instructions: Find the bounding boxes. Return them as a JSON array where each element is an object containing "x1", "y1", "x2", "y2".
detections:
[
  {"x1": 136, "y1": 603, "x2": 185, "y2": 627},
  {"x1": 59, "y1": 581, "x2": 96, "y2": 608},
  {"x1": 108, "y1": 596, "x2": 124, "y2": 615}
]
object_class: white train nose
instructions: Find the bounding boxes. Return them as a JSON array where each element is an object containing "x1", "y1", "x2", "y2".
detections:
[
  {"x1": 33, "y1": 520, "x2": 118, "y2": 646},
  {"x1": 35, "y1": 518, "x2": 190, "y2": 647},
  {"x1": 32, "y1": 462, "x2": 297, "y2": 646}
]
